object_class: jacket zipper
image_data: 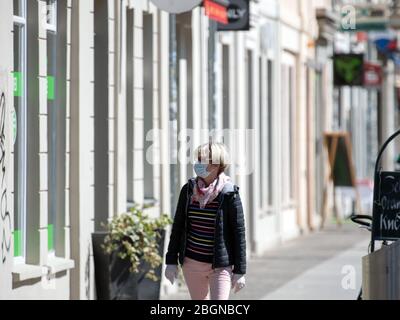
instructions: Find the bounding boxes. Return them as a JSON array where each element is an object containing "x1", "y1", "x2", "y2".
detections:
[
  {"x1": 212, "y1": 193, "x2": 225, "y2": 269},
  {"x1": 182, "y1": 180, "x2": 191, "y2": 263}
]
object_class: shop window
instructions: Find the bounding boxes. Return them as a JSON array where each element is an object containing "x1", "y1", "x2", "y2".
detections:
[
  {"x1": 12, "y1": 0, "x2": 27, "y2": 262},
  {"x1": 143, "y1": 13, "x2": 154, "y2": 202},
  {"x1": 258, "y1": 57, "x2": 274, "y2": 209},
  {"x1": 47, "y1": 0, "x2": 67, "y2": 256},
  {"x1": 267, "y1": 60, "x2": 274, "y2": 207},
  {"x1": 280, "y1": 58, "x2": 296, "y2": 205}
]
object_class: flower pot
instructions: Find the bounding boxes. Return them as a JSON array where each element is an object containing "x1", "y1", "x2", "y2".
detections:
[
  {"x1": 92, "y1": 232, "x2": 137, "y2": 299},
  {"x1": 91, "y1": 229, "x2": 165, "y2": 300}
]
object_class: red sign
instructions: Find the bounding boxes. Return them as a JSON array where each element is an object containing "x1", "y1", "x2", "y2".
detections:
[
  {"x1": 363, "y1": 62, "x2": 382, "y2": 87},
  {"x1": 356, "y1": 32, "x2": 368, "y2": 43},
  {"x1": 204, "y1": 0, "x2": 228, "y2": 24}
]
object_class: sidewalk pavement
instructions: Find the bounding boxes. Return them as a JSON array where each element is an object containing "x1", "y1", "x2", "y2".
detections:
[{"x1": 162, "y1": 220, "x2": 370, "y2": 300}]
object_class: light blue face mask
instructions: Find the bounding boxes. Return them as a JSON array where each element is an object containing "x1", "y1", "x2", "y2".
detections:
[{"x1": 194, "y1": 162, "x2": 210, "y2": 178}]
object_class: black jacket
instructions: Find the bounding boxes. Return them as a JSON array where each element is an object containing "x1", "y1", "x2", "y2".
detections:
[{"x1": 165, "y1": 178, "x2": 246, "y2": 275}]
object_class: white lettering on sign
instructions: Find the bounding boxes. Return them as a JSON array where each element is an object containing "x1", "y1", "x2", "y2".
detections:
[
  {"x1": 380, "y1": 213, "x2": 400, "y2": 231},
  {"x1": 381, "y1": 196, "x2": 400, "y2": 210},
  {"x1": 375, "y1": 173, "x2": 400, "y2": 238},
  {"x1": 226, "y1": 8, "x2": 246, "y2": 20}
]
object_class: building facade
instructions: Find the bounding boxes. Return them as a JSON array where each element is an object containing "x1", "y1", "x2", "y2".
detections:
[{"x1": 0, "y1": 0, "x2": 358, "y2": 300}]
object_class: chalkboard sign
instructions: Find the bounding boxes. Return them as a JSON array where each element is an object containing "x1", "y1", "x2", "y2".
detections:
[
  {"x1": 320, "y1": 132, "x2": 362, "y2": 229},
  {"x1": 372, "y1": 171, "x2": 400, "y2": 241},
  {"x1": 324, "y1": 132, "x2": 357, "y2": 188}
]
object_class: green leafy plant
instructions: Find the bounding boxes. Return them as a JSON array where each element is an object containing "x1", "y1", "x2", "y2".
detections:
[{"x1": 101, "y1": 205, "x2": 172, "y2": 282}]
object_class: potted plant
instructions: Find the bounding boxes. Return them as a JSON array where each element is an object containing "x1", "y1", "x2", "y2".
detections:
[{"x1": 92, "y1": 205, "x2": 172, "y2": 300}]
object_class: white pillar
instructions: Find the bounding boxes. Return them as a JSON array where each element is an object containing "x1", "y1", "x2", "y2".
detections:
[
  {"x1": 70, "y1": 0, "x2": 95, "y2": 300},
  {"x1": 381, "y1": 60, "x2": 396, "y2": 171},
  {"x1": 114, "y1": 0, "x2": 127, "y2": 215}
]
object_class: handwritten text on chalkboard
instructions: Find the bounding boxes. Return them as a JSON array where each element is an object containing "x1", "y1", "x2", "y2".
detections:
[{"x1": 373, "y1": 172, "x2": 400, "y2": 240}]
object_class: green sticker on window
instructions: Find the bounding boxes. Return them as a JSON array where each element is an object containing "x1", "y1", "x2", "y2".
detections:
[
  {"x1": 48, "y1": 224, "x2": 54, "y2": 251},
  {"x1": 13, "y1": 72, "x2": 23, "y2": 97},
  {"x1": 47, "y1": 76, "x2": 55, "y2": 100},
  {"x1": 13, "y1": 229, "x2": 22, "y2": 257}
]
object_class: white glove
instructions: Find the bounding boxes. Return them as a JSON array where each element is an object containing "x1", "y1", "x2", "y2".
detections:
[
  {"x1": 231, "y1": 274, "x2": 245, "y2": 293},
  {"x1": 165, "y1": 265, "x2": 178, "y2": 285}
]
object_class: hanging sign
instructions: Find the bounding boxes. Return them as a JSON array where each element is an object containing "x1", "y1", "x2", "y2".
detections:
[
  {"x1": 375, "y1": 38, "x2": 398, "y2": 55},
  {"x1": 363, "y1": 62, "x2": 382, "y2": 88},
  {"x1": 204, "y1": 0, "x2": 228, "y2": 24},
  {"x1": 333, "y1": 54, "x2": 364, "y2": 87},
  {"x1": 149, "y1": 0, "x2": 202, "y2": 14},
  {"x1": 217, "y1": 0, "x2": 249, "y2": 31}
]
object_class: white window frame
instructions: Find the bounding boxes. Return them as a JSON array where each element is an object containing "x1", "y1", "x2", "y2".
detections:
[
  {"x1": 266, "y1": 58, "x2": 274, "y2": 210},
  {"x1": 45, "y1": 0, "x2": 57, "y2": 33},
  {"x1": 46, "y1": 0, "x2": 58, "y2": 256},
  {"x1": 259, "y1": 55, "x2": 269, "y2": 210},
  {"x1": 258, "y1": 56, "x2": 275, "y2": 212},
  {"x1": 13, "y1": 0, "x2": 27, "y2": 264},
  {"x1": 281, "y1": 52, "x2": 296, "y2": 207}
]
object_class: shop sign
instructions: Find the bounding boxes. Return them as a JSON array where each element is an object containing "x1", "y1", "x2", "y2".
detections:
[
  {"x1": 372, "y1": 171, "x2": 400, "y2": 240},
  {"x1": 217, "y1": 0, "x2": 249, "y2": 31},
  {"x1": 333, "y1": 54, "x2": 364, "y2": 87},
  {"x1": 363, "y1": 62, "x2": 382, "y2": 88},
  {"x1": 204, "y1": 0, "x2": 228, "y2": 24}
]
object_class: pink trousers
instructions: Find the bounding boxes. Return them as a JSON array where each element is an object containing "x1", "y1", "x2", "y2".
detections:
[{"x1": 182, "y1": 256, "x2": 233, "y2": 300}]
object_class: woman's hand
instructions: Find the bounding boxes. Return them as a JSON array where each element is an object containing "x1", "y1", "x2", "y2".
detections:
[
  {"x1": 165, "y1": 265, "x2": 179, "y2": 285},
  {"x1": 231, "y1": 274, "x2": 246, "y2": 293}
]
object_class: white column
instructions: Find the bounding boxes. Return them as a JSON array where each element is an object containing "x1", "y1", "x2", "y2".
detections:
[
  {"x1": 191, "y1": 8, "x2": 202, "y2": 152},
  {"x1": 70, "y1": 0, "x2": 95, "y2": 300},
  {"x1": 381, "y1": 60, "x2": 396, "y2": 171},
  {"x1": 114, "y1": 0, "x2": 127, "y2": 215},
  {"x1": 158, "y1": 11, "x2": 170, "y2": 214}
]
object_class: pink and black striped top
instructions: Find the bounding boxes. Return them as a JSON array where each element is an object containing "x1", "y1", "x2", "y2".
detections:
[{"x1": 184, "y1": 197, "x2": 220, "y2": 263}]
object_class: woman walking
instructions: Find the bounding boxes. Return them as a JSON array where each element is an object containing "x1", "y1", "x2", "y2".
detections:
[{"x1": 164, "y1": 142, "x2": 246, "y2": 300}]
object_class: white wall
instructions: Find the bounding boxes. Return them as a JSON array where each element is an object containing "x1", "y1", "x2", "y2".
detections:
[{"x1": 0, "y1": 0, "x2": 15, "y2": 300}]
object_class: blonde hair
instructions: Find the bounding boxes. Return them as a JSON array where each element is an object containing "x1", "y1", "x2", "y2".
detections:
[{"x1": 194, "y1": 142, "x2": 230, "y2": 174}]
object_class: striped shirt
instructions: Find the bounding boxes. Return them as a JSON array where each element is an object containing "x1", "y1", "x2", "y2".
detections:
[{"x1": 184, "y1": 197, "x2": 220, "y2": 263}]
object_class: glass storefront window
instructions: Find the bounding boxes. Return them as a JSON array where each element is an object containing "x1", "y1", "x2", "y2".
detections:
[
  {"x1": 47, "y1": 1, "x2": 57, "y2": 254},
  {"x1": 13, "y1": 0, "x2": 27, "y2": 261},
  {"x1": 47, "y1": 0, "x2": 66, "y2": 257}
]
